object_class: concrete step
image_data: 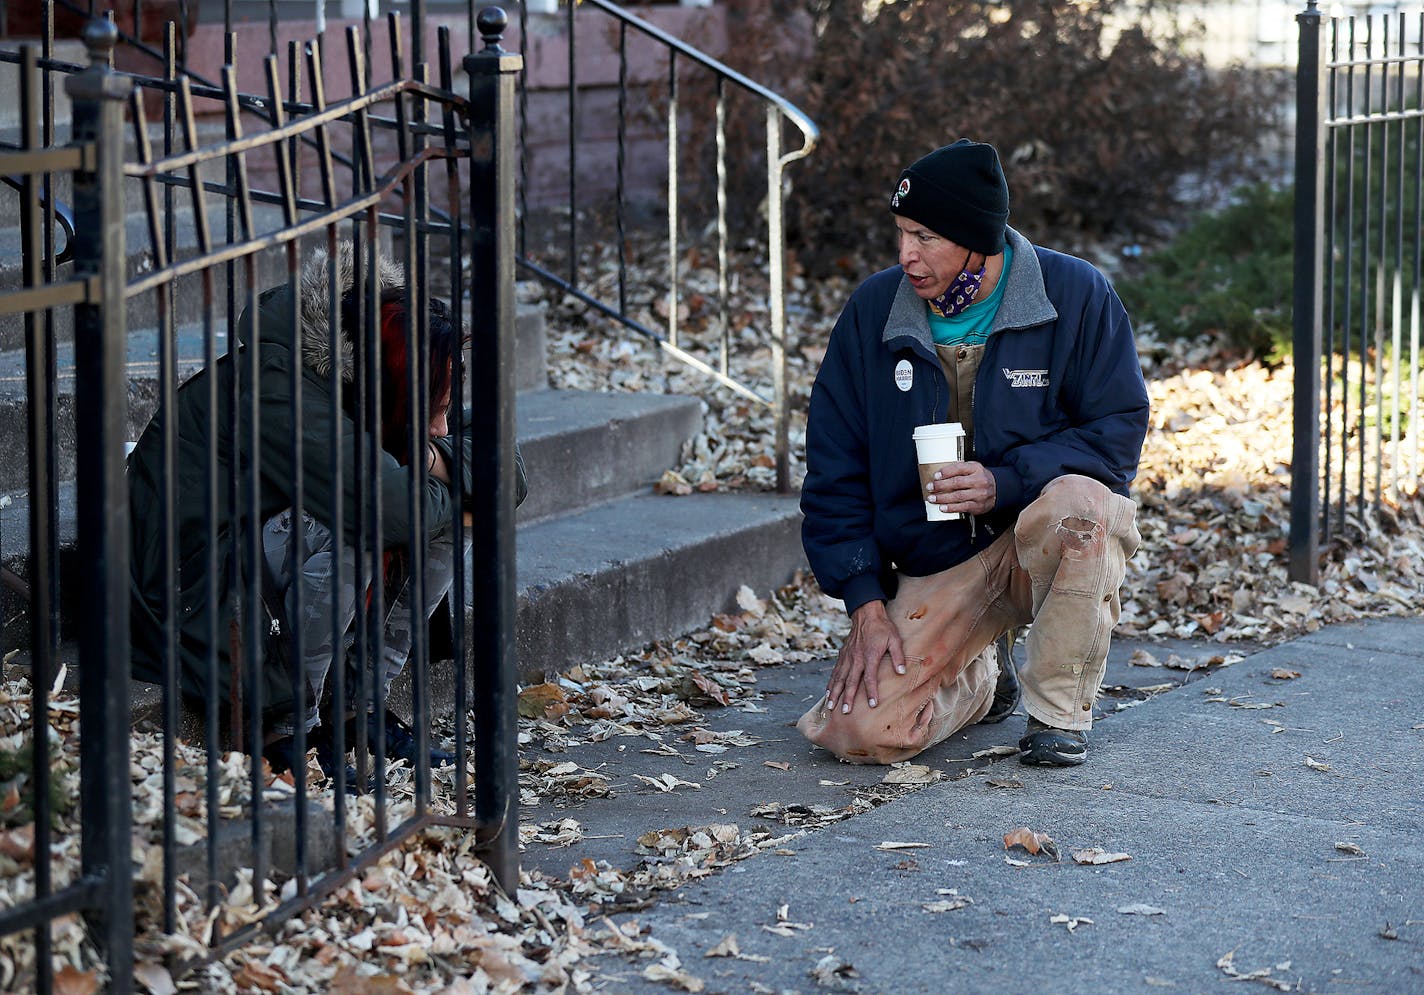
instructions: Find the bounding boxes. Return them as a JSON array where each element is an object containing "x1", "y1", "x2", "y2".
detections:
[
  {"x1": 0, "y1": 321, "x2": 226, "y2": 496},
  {"x1": 507, "y1": 489, "x2": 804, "y2": 679},
  {"x1": 515, "y1": 389, "x2": 699, "y2": 524},
  {"x1": 383, "y1": 489, "x2": 806, "y2": 722},
  {"x1": 0, "y1": 41, "x2": 82, "y2": 139}
]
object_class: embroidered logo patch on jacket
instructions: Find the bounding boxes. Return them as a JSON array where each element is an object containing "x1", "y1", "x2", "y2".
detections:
[{"x1": 1003, "y1": 368, "x2": 1049, "y2": 388}]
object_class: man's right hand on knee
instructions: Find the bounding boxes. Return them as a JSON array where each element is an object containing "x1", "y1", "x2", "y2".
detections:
[{"x1": 827, "y1": 601, "x2": 906, "y2": 714}]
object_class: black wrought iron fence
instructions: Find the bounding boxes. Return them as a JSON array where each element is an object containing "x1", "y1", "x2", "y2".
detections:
[
  {"x1": 0, "y1": 4, "x2": 522, "y2": 991},
  {"x1": 1292, "y1": 2, "x2": 1424, "y2": 583}
]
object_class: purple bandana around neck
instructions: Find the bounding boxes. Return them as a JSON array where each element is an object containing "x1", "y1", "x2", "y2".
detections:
[{"x1": 927, "y1": 264, "x2": 987, "y2": 318}]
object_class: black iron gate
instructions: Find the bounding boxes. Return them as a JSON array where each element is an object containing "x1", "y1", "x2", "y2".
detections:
[
  {"x1": 0, "y1": 4, "x2": 522, "y2": 991},
  {"x1": 1292, "y1": 2, "x2": 1424, "y2": 583}
]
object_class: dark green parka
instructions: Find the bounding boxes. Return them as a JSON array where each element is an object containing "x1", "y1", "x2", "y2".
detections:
[{"x1": 128, "y1": 247, "x2": 525, "y2": 712}]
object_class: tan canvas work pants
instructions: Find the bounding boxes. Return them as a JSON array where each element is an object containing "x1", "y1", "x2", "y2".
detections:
[{"x1": 798, "y1": 475, "x2": 1141, "y2": 764}]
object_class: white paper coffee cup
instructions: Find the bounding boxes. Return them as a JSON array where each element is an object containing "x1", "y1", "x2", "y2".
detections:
[{"x1": 912, "y1": 422, "x2": 966, "y2": 521}]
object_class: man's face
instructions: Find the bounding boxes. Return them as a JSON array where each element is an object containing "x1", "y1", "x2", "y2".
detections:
[{"x1": 895, "y1": 217, "x2": 973, "y2": 301}]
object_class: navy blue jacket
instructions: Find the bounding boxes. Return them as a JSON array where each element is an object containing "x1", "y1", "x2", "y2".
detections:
[{"x1": 800, "y1": 228, "x2": 1149, "y2": 614}]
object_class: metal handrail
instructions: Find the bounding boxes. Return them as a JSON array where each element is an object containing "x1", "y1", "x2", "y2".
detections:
[
  {"x1": 580, "y1": 0, "x2": 818, "y2": 146},
  {"x1": 0, "y1": 171, "x2": 77, "y2": 265},
  {"x1": 519, "y1": 0, "x2": 818, "y2": 492}
]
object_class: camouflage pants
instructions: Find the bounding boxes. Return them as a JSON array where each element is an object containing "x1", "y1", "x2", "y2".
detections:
[{"x1": 262, "y1": 510, "x2": 463, "y2": 735}]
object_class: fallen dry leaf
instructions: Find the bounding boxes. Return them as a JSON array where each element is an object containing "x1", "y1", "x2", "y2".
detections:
[
  {"x1": 52, "y1": 967, "x2": 101, "y2": 995},
  {"x1": 1334, "y1": 841, "x2": 1365, "y2": 856},
  {"x1": 705, "y1": 934, "x2": 741, "y2": 958},
  {"x1": 328, "y1": 966, "x2": 416, "y2": 994},
  {"x1": 1269, "y1": 668, "x2": 1302, "y2": 680},
  {"x1": 634, "y1": 772, "x2": 703, "y2": 792},
  {"x1": 230, "y1": 961, "x2": 287, "y2": 993},
  {"x1": 1117, "y1": 903, "x2": 1167, "y2": 916},
  {"x1": 654, "y1": 469, "x2": 694, "y2": 496},
  {"x1": 1071, "y1": 847, "x2": 1132, "y2": 865},
  {"x1": 763, "y1": 760, "x2": 791, "y2": 771},
  {"x1": 809, "y1": 953, "x2": 859, "y2": 987},
  {"x1": 922, "y1": 897, "x2": 973, "y2": 913},
  {"x1": 642, "y1": 961, "x2": 705, "y2": 992},
  {"x1": 875, "y1": 841, "x2": 931, "y2": 851},
  {"x1": 1004, "y1": 827, "x2": 1060, "y2": 860},
  {"x1": 1303, "y1": 756, "x2": 1332, "y2": 772},
  {"x1": 1214, "y1": 950, "x2": 1294, "y2": 991},
  {"x1": 516, "y1": 682, "x2": 570, "y2": 720},
  {"x1": 1049, "y1": 913, "x2": 1094, "y2": 933},
  {"x1": 882, "y1": 763, "x2": 941, "y2": 785},
  {"x1": 761, "y1": 921, "x2": 814, "y2": 937},
  {"x1": 134, "y1": 962, "x2": 177, "y2": 995},
  {"x1": 0, "y1": 825, "x2": 34, "y2": 862},
  {"x1": 1207, "y1": 695, "x2": 1280, "y2": 710}
]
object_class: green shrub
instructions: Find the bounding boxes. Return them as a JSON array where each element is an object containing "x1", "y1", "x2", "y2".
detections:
[{"x1": 1117, "y1": 184, "x2": 1295, "y2": 361}]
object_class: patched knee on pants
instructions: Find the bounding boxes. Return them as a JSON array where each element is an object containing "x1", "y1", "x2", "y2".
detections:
[{"x1": 1055, "y1": 516, "x2": 1103, "y2": 553}]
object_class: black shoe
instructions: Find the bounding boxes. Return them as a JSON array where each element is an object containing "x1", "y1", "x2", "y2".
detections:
[
  {"x1": 266, "y1": 733, "x2": 369, "y2": 792},
  {"x1": 979, "y1": 631, "x2": 1021, "y2": 725},
  {"x1": 368, "y1": 708, "x2": 456, "y2": 768},
  {"x1": 314, "y1": 732, "x2": 374, "y2": 794},
  {"x1": 1018, "y1": 717, "x2": 1087, "y2": 766}
]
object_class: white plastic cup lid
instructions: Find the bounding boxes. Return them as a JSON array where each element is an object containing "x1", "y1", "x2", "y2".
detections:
[{"x1": 912, "y1": 422, "x2": 965, "y2": 440}]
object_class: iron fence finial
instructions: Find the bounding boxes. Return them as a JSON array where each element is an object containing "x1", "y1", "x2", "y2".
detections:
[
  {"x1": 83, "y1": 17, "x2": 119, "y2": 68},
  {"x1": 478, "y1": 7, "x2": 509, "y2": 53}
]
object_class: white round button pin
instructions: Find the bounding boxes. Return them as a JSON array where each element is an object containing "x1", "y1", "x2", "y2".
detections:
[{"x1": 894, "y1": 359, "x2": 913, "y2": 392}]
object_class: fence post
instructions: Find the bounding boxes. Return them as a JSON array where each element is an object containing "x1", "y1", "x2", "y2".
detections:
[
  {"x1": 65, "y1": 18, "x2": 135, "y2": 992},
  {"x1": 465, "y1": 6, "x2": 523, "y2": 891},
  {"x1": 1290, "y1": 0, "x2": 1326, "y2": 585}
]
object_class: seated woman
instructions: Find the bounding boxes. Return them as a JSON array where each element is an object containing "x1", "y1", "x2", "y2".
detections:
[{"x1": 128, "y1": 244, "x2": 526, "y2": 789}]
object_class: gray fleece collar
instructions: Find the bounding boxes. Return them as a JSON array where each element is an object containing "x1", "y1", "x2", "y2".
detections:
[{"x1": 881, "y1": 227, "x2": 1057, "y2": 351}]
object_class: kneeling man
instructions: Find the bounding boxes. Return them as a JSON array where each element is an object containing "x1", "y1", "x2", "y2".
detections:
[{"x1": 798, "y1": 139, "x2": 1148, "y2": 767}]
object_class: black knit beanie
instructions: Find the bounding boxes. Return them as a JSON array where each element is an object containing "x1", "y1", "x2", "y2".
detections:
[{"x1": 889, "y1": 139, "x2": 1010, "y2": 255}]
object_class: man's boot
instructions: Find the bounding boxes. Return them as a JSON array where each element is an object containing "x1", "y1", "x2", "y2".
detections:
[
  {"x1": 1018, "y1": 717, "x2": 1087, "y2": 766},
  {"x1": 364, "y1": 708, "x2": 457, "y2": 768},
  {"x1": 979, "y1": 630, "x2": 1021, "y2": 724}
]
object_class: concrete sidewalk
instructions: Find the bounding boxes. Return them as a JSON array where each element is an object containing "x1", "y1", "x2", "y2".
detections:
[{"x1": 523, "y1": 618, "x2": 1424, "y2": 994}]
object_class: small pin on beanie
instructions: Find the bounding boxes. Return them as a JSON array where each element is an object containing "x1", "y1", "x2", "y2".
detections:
[{"x1": 889, "y1": 139, "x2": 1010, "y2": 255}]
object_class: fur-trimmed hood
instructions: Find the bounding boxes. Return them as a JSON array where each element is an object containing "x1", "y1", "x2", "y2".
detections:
[{"x1": 296, "y1": 242, "x2": 405, "y2": 383}]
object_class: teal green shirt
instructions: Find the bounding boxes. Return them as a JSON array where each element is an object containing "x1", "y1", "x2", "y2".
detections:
[{"x1": 927, "y1": 244, "x2": 1013, "y2": 347}]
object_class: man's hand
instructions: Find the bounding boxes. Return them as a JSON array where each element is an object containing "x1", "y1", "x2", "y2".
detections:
[
  {"x1": 925, "y1": 460, "x2": 996, "y2": 516},
  {"x1": 827, "y1": 600, "x2": 905, "y2": 714}
]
